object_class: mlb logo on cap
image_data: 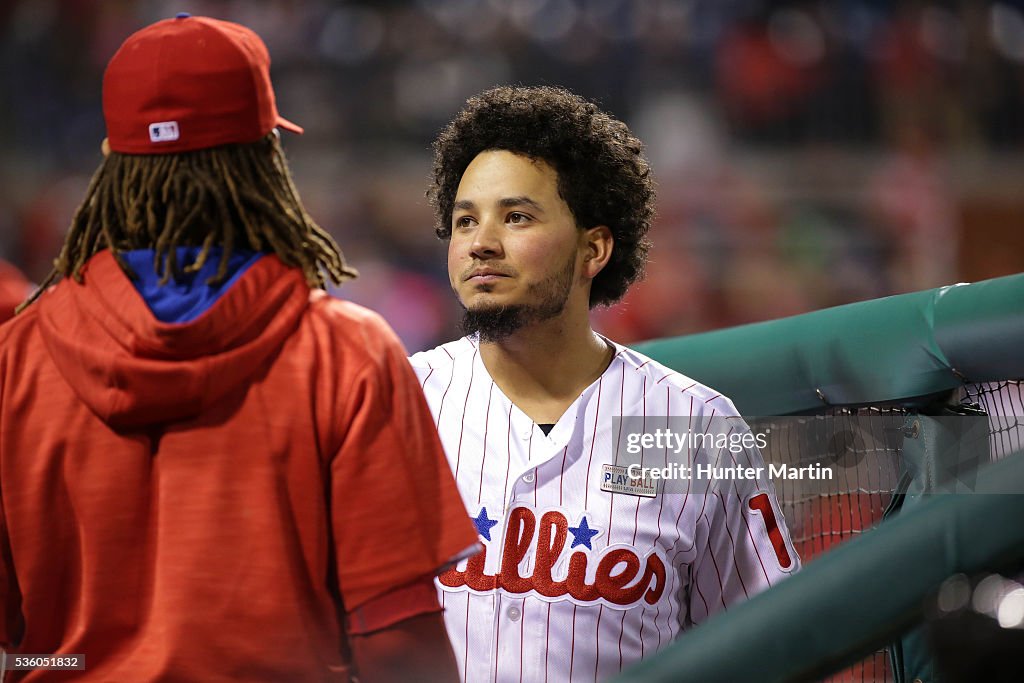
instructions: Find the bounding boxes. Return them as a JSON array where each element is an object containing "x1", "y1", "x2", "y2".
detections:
[
  {"x1": 103, "y1": 13, "x2": 302, "y2": 154},
  {"x1": 148, "y1": 121, "x2": 180, "y2": 143}
]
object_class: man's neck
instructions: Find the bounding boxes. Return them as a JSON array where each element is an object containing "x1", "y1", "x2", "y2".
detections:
[{"x1": 478, "y1": 314, "x2": 614, "y2": 425}]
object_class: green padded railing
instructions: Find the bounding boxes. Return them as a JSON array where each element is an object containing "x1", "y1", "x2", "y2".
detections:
[{"x1": 634, "y1": 273, "x2": 1024, "y2": 415}]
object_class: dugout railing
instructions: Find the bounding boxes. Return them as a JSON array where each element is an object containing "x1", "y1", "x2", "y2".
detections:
[{"x1": 619, "y1": 271, "x2": 1024, "y2": 682}]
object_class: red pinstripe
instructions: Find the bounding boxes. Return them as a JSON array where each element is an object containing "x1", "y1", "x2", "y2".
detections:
[
  {"x1": 706, "y1": 517, "x2": 729, "y2": 610},
  {"x1": 477, "y1": 382, "x2": 494, "y2": 502},
  {"x1": 544, "y1": 603, "x2": 552, "y2": 683},
  {"x1": 558, "y1": 446, "x2": 569, "y2": 506},
  {"x1": 692, "y1": 516, "x2": 712, "y2": 619},
  {"x1": 530, "y1": 431, "x2": 537, "y2": 505},
  {"x1": 435, "y1": 361, "x2": 457, "y2": 428},
  {"x1": 675, "y1": 489, "x2": 710, "y2": 554},
  {"x1": 503, "y1": 410, "x2": 513, "y2": 503},
  {"x1": 493, "y1": 596, "x2": 502, "y2": 683},
  {"x1": 569, "y1": 604, "x2": 578, "y2": 681},
  {"x1": 464, "y1": 597, "x2": 472, "y2": 679},
  {"x1": 452, "y1": 350, "x2": 477, "y2": 479},
  {"x1": 715, "y1": 490, "x2": 750, "y2": 599},
  {"x1": 519, "y1": 599, "x2": 525, "y2": 683},
  {"x1": 582, "y1": 375, "x2": 603, "y2": 508}
]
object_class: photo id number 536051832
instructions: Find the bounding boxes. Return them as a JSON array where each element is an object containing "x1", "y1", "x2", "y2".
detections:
[{"x1": 4, "y1": 653, "x2": 85, "y2": 671}]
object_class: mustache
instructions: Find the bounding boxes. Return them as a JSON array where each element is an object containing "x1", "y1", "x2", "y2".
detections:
[{"x1": 460, "y1": 263, "x2": 516, "y2": 281}]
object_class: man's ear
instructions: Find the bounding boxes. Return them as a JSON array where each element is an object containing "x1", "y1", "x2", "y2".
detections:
[
  {"x1": 101, "y1": 138, "x2": 111, "y2": 158},
  {"x1": 581, "y1": 225, "x2": 613, "y2": 279}
]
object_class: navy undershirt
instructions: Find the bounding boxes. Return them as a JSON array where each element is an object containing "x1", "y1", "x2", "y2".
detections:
[{"x1": 538, "y1": 423, "x2": 555, "y2": 436}]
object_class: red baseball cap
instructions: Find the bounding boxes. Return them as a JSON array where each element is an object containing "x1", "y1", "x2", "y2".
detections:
[{"x1": 103, "y1": 13, "x2": 302, "y2": 154}]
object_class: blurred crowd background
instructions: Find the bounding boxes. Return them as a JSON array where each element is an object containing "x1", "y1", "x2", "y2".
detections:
[{"x1": 2, "y1": 0, "x2": 1023, "y2": 352}]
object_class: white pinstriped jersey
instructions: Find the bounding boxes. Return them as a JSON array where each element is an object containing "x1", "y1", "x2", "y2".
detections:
[{"x1": 409, "y1": 336, "x2": 799, "y2": 682}]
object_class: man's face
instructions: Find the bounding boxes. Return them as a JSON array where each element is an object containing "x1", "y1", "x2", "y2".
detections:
[{"x1": 448, "y1": 150, "x2": 584, "y2": 341}]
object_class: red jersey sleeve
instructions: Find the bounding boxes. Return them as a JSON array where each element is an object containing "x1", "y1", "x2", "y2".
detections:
[{"x1": 329, "y1": 318, "x2": 478, "y2": 612}]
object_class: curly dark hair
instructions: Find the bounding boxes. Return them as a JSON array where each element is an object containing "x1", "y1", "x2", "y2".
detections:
[{"x1": 428, "y1": 85, "x2": 655, "y2": 307}]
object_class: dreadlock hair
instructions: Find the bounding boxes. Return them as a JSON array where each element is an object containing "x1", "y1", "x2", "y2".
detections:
[{"x1": 19, "y1": 132, "x2": 355, "y2": 312}]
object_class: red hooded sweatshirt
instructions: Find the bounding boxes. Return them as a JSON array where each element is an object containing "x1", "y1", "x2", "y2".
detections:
[
  {"x1": 0, "y1": 250, "x2": 477, "y2": 681},
  {"x1": 0, "y1": 260, "x2": 31, "y2": 325}
]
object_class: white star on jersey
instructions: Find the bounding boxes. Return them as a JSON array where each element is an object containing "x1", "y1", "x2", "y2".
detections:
[{"x1": 410, "y1": 336, "x2": 799, "y2": 682}]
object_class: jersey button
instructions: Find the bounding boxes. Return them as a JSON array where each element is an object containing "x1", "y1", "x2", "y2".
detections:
[
  {"x1": 522, "y1": 472, "x2": 535, "y2": 483},
  {"x1": 507, "y1": 606, "x2": 522, "y2": 621}
]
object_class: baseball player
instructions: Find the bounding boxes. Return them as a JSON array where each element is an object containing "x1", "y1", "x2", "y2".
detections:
[
  {"x1": 410, "y1": 86, "x2": 799, "y2": 682},
  {"x1": 0, "y1": 15, "x2": 477, "y2": 682}
]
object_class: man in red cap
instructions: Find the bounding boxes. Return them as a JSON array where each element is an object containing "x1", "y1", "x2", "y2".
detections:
[{"x1": 0, "y1": 14, "x2": 477, "y2": 682}]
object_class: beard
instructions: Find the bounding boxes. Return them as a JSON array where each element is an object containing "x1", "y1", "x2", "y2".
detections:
[{"x1": 459, "y1": 253, "x2": 577, "y2": 343}]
